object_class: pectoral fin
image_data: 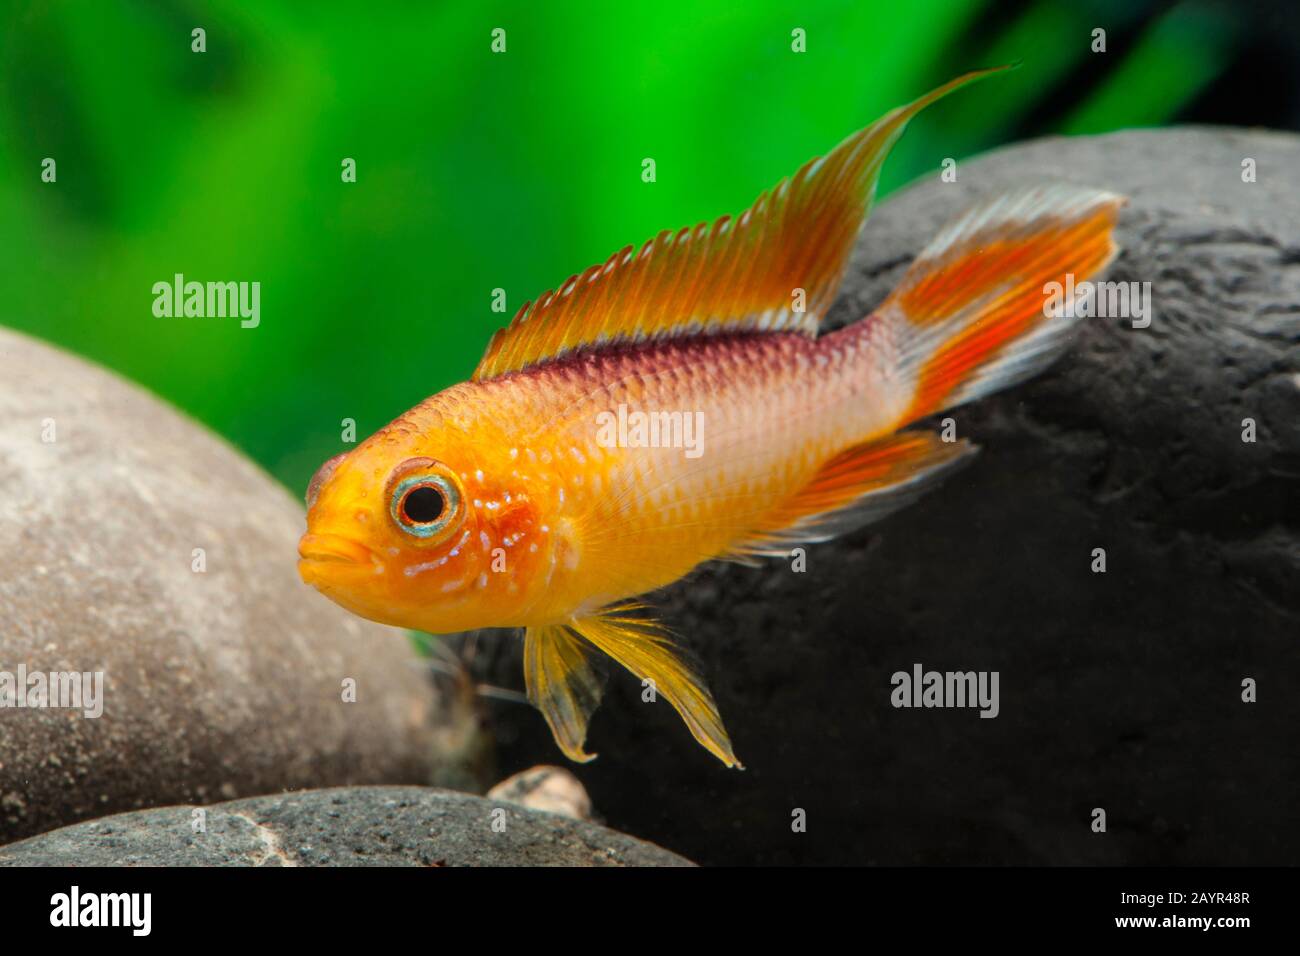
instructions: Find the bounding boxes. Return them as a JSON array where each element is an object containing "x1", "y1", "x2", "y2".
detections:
[
  {"x1": 569, "y1": 606, "x2": 742, "y2": 769},
  {"x1": 523, "y1": 624, "x2": 604, "y2": 763}
]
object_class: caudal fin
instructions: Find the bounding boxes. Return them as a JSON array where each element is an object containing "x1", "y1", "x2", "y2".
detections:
[
  {"x1": 880, "y1": 185, "x2": 1126, "y2": 424},
  {"x1": 724, "y1": 186, "x2": 1125, "y2": 555}
]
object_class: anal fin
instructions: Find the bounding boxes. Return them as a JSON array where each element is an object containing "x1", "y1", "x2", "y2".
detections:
[{"x1": 727, "y1": 431, "x2": 977, "y2": 558}]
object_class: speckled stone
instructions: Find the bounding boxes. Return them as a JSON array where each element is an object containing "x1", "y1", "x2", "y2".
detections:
[{"x1": 0, "y1": 786, "x2": 692, "y2": 866}]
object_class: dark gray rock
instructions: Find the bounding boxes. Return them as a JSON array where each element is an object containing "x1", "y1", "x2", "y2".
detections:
[
  {"x1": 0, "y1": 786, "x2": 692, "y2": 866},
  {"x1": 457, "y1": 128, "x2": 1300, "y2": 865},
  {"x1": 0, "y1": 330, "x2": 485, "y2": 844}
]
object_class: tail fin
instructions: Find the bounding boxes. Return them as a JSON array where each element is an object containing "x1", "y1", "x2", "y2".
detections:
[
  {"x1": 717, "y1": 187, "x2": 1123, "y2": 561},
  {"x1": 879, "y1": 185, "x2": 1126, "y2": 424}
]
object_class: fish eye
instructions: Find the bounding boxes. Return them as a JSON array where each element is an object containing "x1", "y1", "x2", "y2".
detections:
[
  {"x1": 388, "y1": 467, "x2": 461, "y2": 539},
  {"x1": 403, "y1": 486, "x2": 444, "y2": 523}
]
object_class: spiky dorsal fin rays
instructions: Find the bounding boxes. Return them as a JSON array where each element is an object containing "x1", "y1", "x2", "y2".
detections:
[{"x1": 474, "y1": 66, "x2": 1014, "y2": 382}]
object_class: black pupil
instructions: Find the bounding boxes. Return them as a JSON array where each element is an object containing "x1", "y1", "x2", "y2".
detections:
[{"x1": 403, "y1": 486, "x2": 445, "y2": 524}]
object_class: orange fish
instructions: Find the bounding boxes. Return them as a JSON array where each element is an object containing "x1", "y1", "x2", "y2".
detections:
[{"x1": 298, "y1": 66, "x2": 1123, "y2": 768}]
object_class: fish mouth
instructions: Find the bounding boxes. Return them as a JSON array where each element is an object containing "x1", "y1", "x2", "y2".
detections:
[{"x1": 297, "y1": 533, "x2": 377, "y2": 581}]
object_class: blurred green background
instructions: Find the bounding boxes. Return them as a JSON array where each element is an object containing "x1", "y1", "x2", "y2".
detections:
[{"x1": 1, "y1": 0, "x2": 1295, "y2": 494}]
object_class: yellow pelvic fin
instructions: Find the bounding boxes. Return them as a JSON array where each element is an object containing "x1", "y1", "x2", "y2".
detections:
[
  {"x1": 567, "y1": 605, "x2": 742, "y2": 769},
  {"x1": 474, "y1": 66, "x2": 1013, "y2": 382},
  {"x1": 523, "y1": 624, "x2": 604, "y2": 763}
]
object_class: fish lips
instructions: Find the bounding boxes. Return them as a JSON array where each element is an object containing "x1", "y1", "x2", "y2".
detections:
[{"x1": 297, "y1": 533, "x2": 381, "y2": 584}]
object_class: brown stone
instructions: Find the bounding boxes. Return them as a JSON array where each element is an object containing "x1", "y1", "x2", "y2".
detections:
[{"x1": 0, "y1": 328, "x2": 477, "y2": 843}]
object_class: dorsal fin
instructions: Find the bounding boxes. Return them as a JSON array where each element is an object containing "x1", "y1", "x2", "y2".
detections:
[{"x1": 474, "y1": 66, "x2": 1011, "y2": 382}]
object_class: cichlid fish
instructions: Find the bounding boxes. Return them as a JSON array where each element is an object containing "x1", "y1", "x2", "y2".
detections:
[{"x1": 298, "y1": 66, "x2": 1123, "y2": 768}]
